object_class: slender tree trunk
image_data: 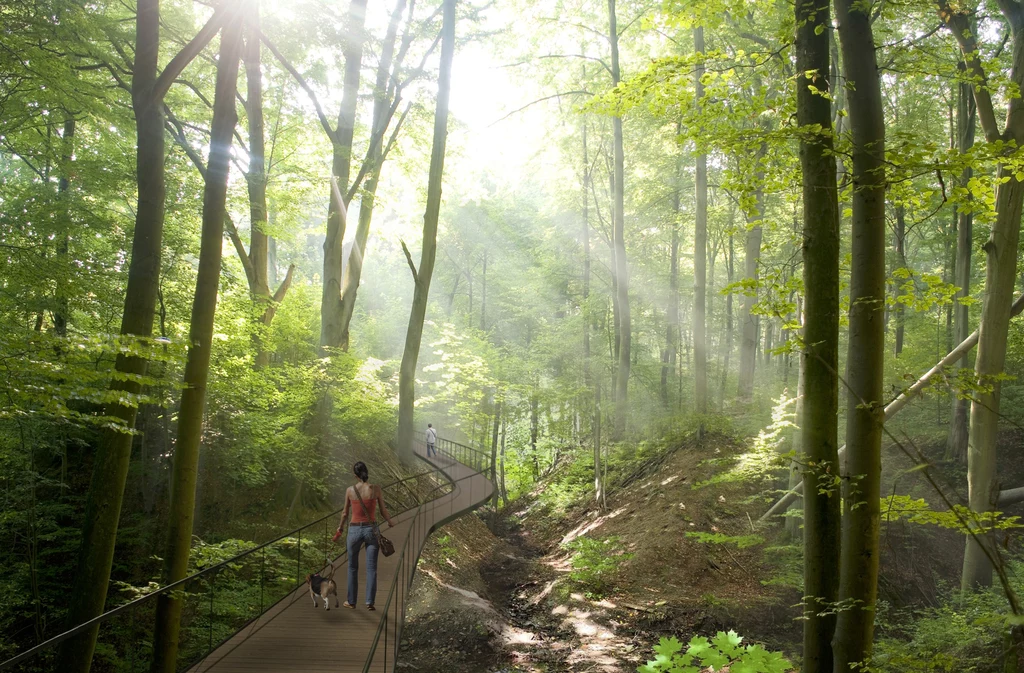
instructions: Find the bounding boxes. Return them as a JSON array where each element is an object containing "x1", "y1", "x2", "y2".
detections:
[
  {"x1": 150, "y1": 17, "x2": 242, "y2": 672},
  {"x1": 786, "y1": 326, "x2": 805, "y2": 540},
  {"x1": 56, "y1": 5, "x2": 226, "y2": 670},
  {"x1": 737, "y1": 188, "x2": 764, "y2": 400},
  {"x1": 243, "y1": 10, "x2": 293, "y2": 368},
  {"x1": 320, "y1": 0, "x2": 368, "y2": 353},
  {"x1": 795, "y1": 2, "x2": 841, "y2": 671},
  {"x1": 893, "y1": 205, "x2": 907, "y2": 357},
  {"x1": 833, "y1": 2, "x2": 886, "y2": 668},
  {"x1": 693, "y1": 26, "x2": 708, "y2": 416},
  {"x1": 396, "y1": 0, "x2": 455, "y2": 463},
  {"x1": 480, "y1": 250, "x2": 487, "y2": 331},
  {"x1": 490, "y1": 398, "x2": 501, "y2": 521},
  {"x1": 719, "y1": 226, "x2": 735, "y2": 409},
  {"x1": 499, "y1": 418, "x2": 508, "y2": 505},
  {"x1": 337, "y1": 0, "x2": 409, "y2": 351},
  {"x1": 948, "y1": 72, "x2": 976, "y2": 463},
  {"x1": 663, "y1": 148, "x2": 681, "y2": 406},
  {"x1": 55, "y1": 115, "x2": 75, "y2": 337},
  {"x1": 609, "y1": 0, "x2": 631, "y2": 439},
  {"x1": 582, "y1": 120, "x2": 602, "y2": 503},
  {"x1": 530, "y1": 386, "x2": 540, "y2": 480}
]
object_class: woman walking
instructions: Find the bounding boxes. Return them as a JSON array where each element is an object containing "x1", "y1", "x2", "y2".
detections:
[{"x1": 337, "y1": 461, "x2": 394, "y2": 610}]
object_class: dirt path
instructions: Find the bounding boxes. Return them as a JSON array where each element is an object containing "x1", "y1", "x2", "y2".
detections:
[{"x1": 399, "y1": 515, "x2": 672, "y2": 672}]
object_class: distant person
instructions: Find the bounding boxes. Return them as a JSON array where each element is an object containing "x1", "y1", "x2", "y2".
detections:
[
  {"x1": 426, "y1": 423, "x2": 438, "y2": 457},
  {"x1": 337, "y1": 461, "x2": 394, "y2": 610}
]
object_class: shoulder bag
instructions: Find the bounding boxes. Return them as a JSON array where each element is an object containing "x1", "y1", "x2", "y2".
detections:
[{"x1": 354, "y1": 487, "x2": 395, "y2": 557}]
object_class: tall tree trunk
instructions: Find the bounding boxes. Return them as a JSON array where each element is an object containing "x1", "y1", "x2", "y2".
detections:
[
  {"x1": 337, "y1": 0, "x2": 409, "y2": 351},
  {"x1": 530, "y1": 385, "x2": 540, "y2": 480},
  {"x1": 320, "y1": 0, "x2": 368, "y2": 353},
  {"x1": 795, "y1": 2, "x2": 841, "y2": 671},
  {"x1": 833, "y1": 1, "x2": 886, "y2": 668},
  {"x1": 948, "y1": 70, "x2": 976, "y2": 463},
  {"x1": 500, "y1": 418, "x2": 509, "y2": 506},
  {"x1": 396, "y1": 0, "x2": 455, "y2": 463},
  {"x1": 609, "y1": 0, "x2": 631, "y2": 440},
  {"x1": 243, "y1": 10, "x2": 294, "y2": 368},
  {"x1": 937, "y1": 0, "x2": 1024, "y2": 592},
  {"x1": 55, "y1": 115, "x2": 75, "y2": 337},
  {"x1": 893, "y1": 204, "x2": 907, "y2": 357},
  {"x1": 663, "y1": 141, "x2": 681, "y2": 406},
  {"x1": 786, "y1": 326, "x2": 805, "y2": 540},
  {"x1": 581, "y1": 120, "x2": 602, "y2": 503},
  {"x1": 719, "y1": 226, "x2": 735, "y2": 409},
  {"x1": 150, "y1": 16, "x2": 242, "y2": 672},
  {"x1": 490, "y1": 397, "x2": 501, "y2": 521},
  {"x1": 480, "y1": 250, "x2": 487, "y2": 331},
  {"x1": 693, "y1": 26, "x2": 709, "y2": 416},
  {"x1": 56, "y1": 5, "x2": 227, "y2": 670},
  {"x1": 737, "y1": 187, "x2": 765, "y2": 400}
]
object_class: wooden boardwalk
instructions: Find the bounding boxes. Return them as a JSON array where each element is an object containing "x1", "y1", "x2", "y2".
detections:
[{"x1": 187, "y1": 445, "x2": 493, "y2": 673}]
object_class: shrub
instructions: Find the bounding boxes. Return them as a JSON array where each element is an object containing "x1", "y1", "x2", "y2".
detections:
[
  {"x1": 562, "y1": 536, "x2": 632, "y2": 598},
  {"x1": 638, "y1": 631, "x2": 794, "y2": 673}
]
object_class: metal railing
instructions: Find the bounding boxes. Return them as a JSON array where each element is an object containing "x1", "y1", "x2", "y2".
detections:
[
  {"x1": 0, "y1": 466, "x2": 452, "y2": 673},
  {"x1": 362, "y1": 435, "x2": 494, "y2": 672}
]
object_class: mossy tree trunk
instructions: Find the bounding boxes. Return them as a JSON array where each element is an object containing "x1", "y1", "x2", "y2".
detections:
[
  {"x1": 833, "y1": 0, "x2": 887, "y2": 667},
  {"x1": 55, "y1": 5, "x2": 230, "y2": 671},
  {"x1": 795, "y1": 1, "x2": 841, "y2": 671},
  {"x1": 397, "y1": 0, "x2": 455, "y2": 464},
  {"x1": 150, "y1": 13, "x2": 243, "y2": 672}
]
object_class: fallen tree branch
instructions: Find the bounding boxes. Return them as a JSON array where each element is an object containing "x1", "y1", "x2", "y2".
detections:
[{"x1": 760, "y1": 292, "x2": 1024, "y2": 522}]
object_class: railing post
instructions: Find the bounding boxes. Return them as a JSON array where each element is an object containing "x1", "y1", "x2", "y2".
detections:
[{"x1": 209, "y1": 574, "x2": 215, "y2": 653}]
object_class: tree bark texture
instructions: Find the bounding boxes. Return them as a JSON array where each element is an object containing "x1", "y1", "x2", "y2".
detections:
[
  {"x1": 833, "y1": 0, "x2": 887, "y2": 667},
  {"x1": 609, "y1": 0, "x2": 631, "y2": 439},
  {"x1": 693, "y1": 26, "x2": 709, "y2": 416},
  {"x1": 737, "y1": 188, "x2": 764, "y2": 400},
  {"x1": 243, "y1": 9, "x2": 294, "y2": 368},
  {"x1": 948, "y1": 73, "x2": 976, "y2": 463},
  {"x1": 397, "y1": 0, "x2": 455, "y2": 463},
  {"x1": 56, "y1": 4, "x2": 229, "y2": 670},
  {"x1": 893, "y1": 205, "x2": 907, "y2": 357},
  {"x1": 795, "y1": 2, "x2": 841, "y2": 671},
  {"x1": 337, "y1": 0, "x2": 409, "y2": 351},
  {"x1": 937, "y1": 0, "x2": 1024, "y2": 591},
  {"x1": 320, "y1": 0, "x2": 368, "y2": 353},
  {"x1": 150, "y1": 15, "x2": 243, "y2": 672}
]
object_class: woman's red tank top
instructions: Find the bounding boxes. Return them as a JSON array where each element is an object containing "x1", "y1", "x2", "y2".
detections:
[{"x1": 350, "y1": 486, "x2": 377, "y2": 523}]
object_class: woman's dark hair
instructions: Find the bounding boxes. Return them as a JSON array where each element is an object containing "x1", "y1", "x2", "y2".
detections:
[{"x1": 353, "y1": 461, "x2": 369, "y2": 482}]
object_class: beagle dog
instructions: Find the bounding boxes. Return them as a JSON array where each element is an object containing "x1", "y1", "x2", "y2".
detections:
[{"x1": 306, "y1": 560, "x2": 339, "y2": 610}]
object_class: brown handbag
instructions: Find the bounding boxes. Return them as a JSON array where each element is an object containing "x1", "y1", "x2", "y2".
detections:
[{"x1": 354, "y1": 487, "x2": 395, "y2": 557}]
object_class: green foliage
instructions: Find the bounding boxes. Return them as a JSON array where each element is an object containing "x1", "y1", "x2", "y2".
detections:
[
  {"x1": 873, "y1": 572, "x2": 1024, "y2": 673},
  {"x1": 696, "y1": 393, "x2": 795, "y2": 488},
  {"x1": 881, "y1": 495, "x2": 1022, "y2": 535},
  {"x1": 562, "y1": 536, "x2": 633, "y2": 598},
  {"x1": 638, "y1": 631, "x2": 794, "y2": 673}
]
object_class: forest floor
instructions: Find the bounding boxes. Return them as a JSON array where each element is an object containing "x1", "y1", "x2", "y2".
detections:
[
  {"x1": 398, "y1": 432, "x2": 803, "y2": 672},
  {"x1": 397, "y1": 427, "x2": 1024, "y2": 672}
]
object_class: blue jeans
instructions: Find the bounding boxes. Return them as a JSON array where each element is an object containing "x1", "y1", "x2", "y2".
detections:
[
  {"x1": 347, "y1": 524, "x2": 379, "y2": 606},
  {"x1": 427, "y1": 443, "x2": 436, "y2": 457}
]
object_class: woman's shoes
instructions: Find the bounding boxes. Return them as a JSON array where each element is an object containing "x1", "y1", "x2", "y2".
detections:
[
  {"x1": 366, "y1": 604, "x2": 375, "y2": 611},
  {"x1": 342, "y1": 602, "x2": 356, "y2": 609}
]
